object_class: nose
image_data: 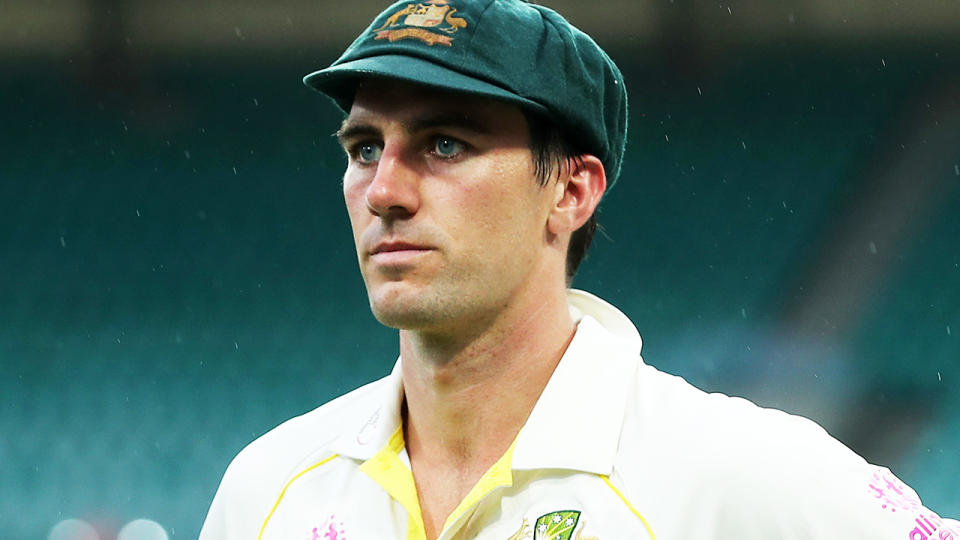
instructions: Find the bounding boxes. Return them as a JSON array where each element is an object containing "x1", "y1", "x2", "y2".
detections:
[{"x1": 365, "y1": 147, "x2": 420, "y2": 219}]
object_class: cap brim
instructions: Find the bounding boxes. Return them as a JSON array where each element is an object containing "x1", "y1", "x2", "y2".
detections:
[{"x1": 303, "y1": 54, "x2": 548, "y2": 115}]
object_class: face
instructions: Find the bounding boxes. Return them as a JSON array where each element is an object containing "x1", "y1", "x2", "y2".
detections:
[{"x1": 338, "y1": 80, "x2": 557, "y2": 333}]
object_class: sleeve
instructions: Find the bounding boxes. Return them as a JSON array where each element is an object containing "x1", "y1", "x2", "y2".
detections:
[
  {"x1": 198, "y1": 457, "x2": 243, "y2": 540},
  {"x1": 197, "y1": 446, "x2": 278, "y2": 540},
  {"x1": 708, "y1": 411, "x2": 960, "y2": 540},
  {"x1": 198, "y1": 481, "x2": 228, "y2": 540},
  {"x1": 853, "y1": 466, "x2": 959, "y2": 540}
]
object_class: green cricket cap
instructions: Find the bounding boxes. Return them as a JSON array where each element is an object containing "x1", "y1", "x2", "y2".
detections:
[{"x1": 303, "y1": 0, "x2": 628, "y2": 185}]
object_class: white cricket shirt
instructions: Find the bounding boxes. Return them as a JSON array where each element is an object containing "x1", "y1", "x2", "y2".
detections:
[{"x1": 200, "y1": 290, "x2": 958, "y2": 540}]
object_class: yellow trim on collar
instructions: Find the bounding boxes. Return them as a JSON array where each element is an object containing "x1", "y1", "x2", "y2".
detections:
[
  {"x1": 358, "y1": 426, "x2": 518, "y2": 539},
  {"x1": 441, "y1": 438, "x2": 517, "y2": 532},
  {"x1": 359, "y1": 427, "x2": 427, "y2": 540}
]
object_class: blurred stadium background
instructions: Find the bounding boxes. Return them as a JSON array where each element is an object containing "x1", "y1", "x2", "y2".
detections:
[{"x1": 2, "y1": 0, "x2": 958, "y2": 537}]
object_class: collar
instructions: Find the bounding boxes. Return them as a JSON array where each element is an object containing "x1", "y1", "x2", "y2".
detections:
[
  {"x1": 330, "y1": 289, "x2": 643, "y2": 476},
  {"x1": 328, "y1": 360, "x2": 405, "y2": 461},
  {"x1": 512, "y1": 290, "x2": 642, "y2": 475}
]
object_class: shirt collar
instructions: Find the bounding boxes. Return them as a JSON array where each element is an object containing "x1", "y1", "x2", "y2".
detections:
[
  {"x1": 331, "y1": 289, "x2": 643, "y2": 475},
  {"x1": 329, "y1": 359, "x2": 405, "y2": 461},
  {"x1": 512, "y1": 290, "x2": 642, "y2": 475}
]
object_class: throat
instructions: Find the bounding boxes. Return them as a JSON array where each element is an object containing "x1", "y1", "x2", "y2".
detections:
[{"x1": 405, "y1": 415, "x2": 518, "y2": 540}]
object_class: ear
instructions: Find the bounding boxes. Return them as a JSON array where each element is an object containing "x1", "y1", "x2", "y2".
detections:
[{"x1": 547, "y1": 154, "x2": 607, "y2": 236}]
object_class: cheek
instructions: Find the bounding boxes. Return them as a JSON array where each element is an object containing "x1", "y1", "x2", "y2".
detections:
[
  {"x1": 342, "y1": 175, "x2": 370, "y2": 234},
  {"x1": 454, "y1": 161, "x2": 545, "y2": 247}
]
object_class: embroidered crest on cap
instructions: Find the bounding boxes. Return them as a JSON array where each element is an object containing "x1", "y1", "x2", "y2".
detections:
[{"x1": 372, "y1": 0, "x2": 468, "y2": 46}]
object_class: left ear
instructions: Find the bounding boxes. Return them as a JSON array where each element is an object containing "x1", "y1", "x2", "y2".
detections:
[{"x1": 547, "y1": 154, "x2": 607, "y2": 236}]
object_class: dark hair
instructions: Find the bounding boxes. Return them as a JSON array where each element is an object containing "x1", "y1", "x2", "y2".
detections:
[{"x1": 524, "y1": 111, "x2": 599, "y2": 284}]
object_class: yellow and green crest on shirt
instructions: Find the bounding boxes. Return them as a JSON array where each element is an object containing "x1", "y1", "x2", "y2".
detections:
[{"x1": 534, "y1": 510, "x2": 581, "y2": 540}]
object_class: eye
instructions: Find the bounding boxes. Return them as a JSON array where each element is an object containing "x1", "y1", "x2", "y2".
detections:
[
  {"x1": 353, "y1": 142, "x2": 382, "y2": 164},
  {"x1": 433, "y1": 137, "x2": 465, "y2": 158}
]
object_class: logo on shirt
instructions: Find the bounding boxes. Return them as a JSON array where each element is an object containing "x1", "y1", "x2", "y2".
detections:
[
  {"x1": 906, "y1": 513, "x2": 956, "y2": 540},
  {"x1": 534, "y1": 511, "x2": 580, "y2": 540},
  {"x1": 372, "y1": 0, "x2": 468, "y2": 46},
  {"x1": 866, "y1": 467, "x2": 958, "y2": 540},
  {"x1": 870, "y1": 468, "x2": 921, "y2": 514},
  {"x1": 307, "y1": 515, "x2": 345, "y2": 540}
]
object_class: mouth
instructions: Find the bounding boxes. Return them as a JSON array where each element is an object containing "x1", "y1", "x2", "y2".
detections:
[{"x1": 368, "y1": 241, "x2": 433, "y2": 264}]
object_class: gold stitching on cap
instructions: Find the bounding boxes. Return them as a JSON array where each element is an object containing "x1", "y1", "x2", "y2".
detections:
[{"x1": 373, "y1": 1, "x2": 467, "y2": 47}]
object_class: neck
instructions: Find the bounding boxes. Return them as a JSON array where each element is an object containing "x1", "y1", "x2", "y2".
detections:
[{"x1": 400, "y1": 282, "x2": 575, "y2": 470}]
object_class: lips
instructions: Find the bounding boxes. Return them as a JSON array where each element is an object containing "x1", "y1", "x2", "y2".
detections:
[
  {"x1": 367, "y1": 240, "x2": 434, "y2": 265},
  {"x1": 370, "y1": 241, "x2": 430, "y2": 255}
]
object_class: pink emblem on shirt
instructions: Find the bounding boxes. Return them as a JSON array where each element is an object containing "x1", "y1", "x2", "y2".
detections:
[
  {"x1": 868, "y1": 467, "x2": 921, "y2": 514},
  {"x1": 308, "y1": 515, "x2": 345, "y2": 540}
]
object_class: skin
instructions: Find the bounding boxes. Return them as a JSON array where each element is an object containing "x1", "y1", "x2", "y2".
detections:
[{"x1": 338, "y1": 79, "x2": 606, "y2": 539}]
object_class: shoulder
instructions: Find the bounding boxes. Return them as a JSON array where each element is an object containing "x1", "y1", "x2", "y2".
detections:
[
  {"x1": 623, "y1": 363, "x2": 855, "y2": 493},
  {"x1": 199, "y1": 375, "x2": 390, "y2": 539},
  {"x1": 224, "y1": 375, "x2": 386, "y2": 488},
  {"x1": 617, "y1": 364, "x2": 947, "y2": 538},
  {"x1": 630, "y1": 363, "x2": 844, "y2": 457}
]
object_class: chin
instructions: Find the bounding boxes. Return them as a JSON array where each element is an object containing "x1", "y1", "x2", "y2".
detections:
[{"x1": 366, "y1": 284, "x2": 437, "y2": 330}]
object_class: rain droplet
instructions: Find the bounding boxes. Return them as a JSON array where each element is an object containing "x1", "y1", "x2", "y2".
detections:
[
  {"x1": 938, "y1": 372, "x2": 942, "y2": 382},
  {"x1": 232, "y1": 166, "x2": 238, "y2": 175},
  {"x1": 954, "y1": 164, "x2": 958, "y2": 176},
  {"x1": 741, "y1": 141, "x2": 746, "y2": 150},
  {"x1": 184, "y1": 150, "x2": 191, "y2": 159},
  {"x1": 253, "y1": 98, "x2": 259, "y2": 106},
  {"x1": 664, "y1": 134, "x2": 670, "y2": 142},
  {"x1": 741, "y1": 308, "x2": 747, "y2": 319},
  {"x1": 235, "y1": 26, "x2": 243, "y2": 38},
  {"x1": 697, "y1": 86, "x2": 702, "y2": 95},
  {"x1": 136, "y1": 209, "x2": 141, "y2": 217},
  {"x1": 869, "y1": 242, "x2": 878, "y2": 254},
  {"x1": 59, "y1": 236, "x2": 66, "y2": 247},
  {"x1": 948, "y1": 325, "x2": 952, "y2": 336},
  {"x1": 881, "y1": 58, "x2": 886, "y2": 67}
]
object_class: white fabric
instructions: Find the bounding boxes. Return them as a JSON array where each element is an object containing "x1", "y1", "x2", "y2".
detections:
[{"x1": 200, "y1": 289, "x2": 958, "y2": 540}]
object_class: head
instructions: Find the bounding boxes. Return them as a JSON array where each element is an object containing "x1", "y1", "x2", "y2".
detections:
[
  {"x1": 304, "y1": 0, "x2": 626, "y2": 328},
  {"x1": 337, "y1": 79, "x2": 606, "y2": 331}
]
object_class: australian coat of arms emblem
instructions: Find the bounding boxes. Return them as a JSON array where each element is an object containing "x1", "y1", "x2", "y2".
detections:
[{"x1": 372, "y1": 0, "x2": 468, "y2": 46}]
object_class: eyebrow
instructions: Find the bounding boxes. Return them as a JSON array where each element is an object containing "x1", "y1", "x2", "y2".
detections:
[
  {"x1": 336, "y1": 111, "x2": 493, "y2": 146},
  {"x1": 335, "y1": 123, "x2": 378, "y2": 146}
]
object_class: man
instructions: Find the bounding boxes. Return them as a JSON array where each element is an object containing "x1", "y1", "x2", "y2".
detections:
[{"x1": 200, "y1": 1, "x2": 957, "y2": 539}]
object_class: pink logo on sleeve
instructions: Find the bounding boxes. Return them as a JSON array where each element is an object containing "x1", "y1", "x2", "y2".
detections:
[
  {"x1": 868, "y1": 468, "x2": 921, "y2": 514},
  {"x1": 866, "y1": 467, "x2": 958, "y2": 540},
  {"x1": 906, "y1": 513, "x2": 956, "y2": 540}
]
